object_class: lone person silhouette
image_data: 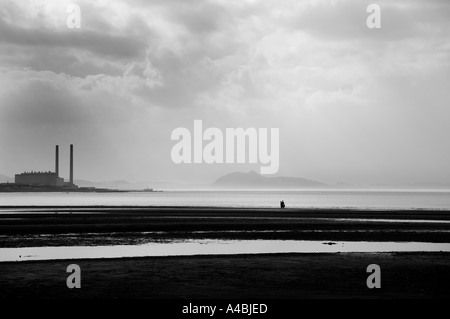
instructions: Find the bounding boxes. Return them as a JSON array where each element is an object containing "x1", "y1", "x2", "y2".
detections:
[{"x1": 280, "y1": 200, "x2": 285, "y2": 209}]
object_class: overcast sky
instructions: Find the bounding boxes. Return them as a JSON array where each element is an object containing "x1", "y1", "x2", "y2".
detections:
[{"x1": 0, "y1": 0, "x2": 449, "y2": 185}]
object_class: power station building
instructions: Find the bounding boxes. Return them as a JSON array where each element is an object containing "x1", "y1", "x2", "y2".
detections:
[
  {"x1": 15, "y1": 172, "x2": 64, "y2": 187},
  {"x1": 15, "y1": 145, "x2": 76, "y2": 187}
]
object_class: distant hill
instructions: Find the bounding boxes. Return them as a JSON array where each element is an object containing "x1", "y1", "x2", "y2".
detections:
[{"x1": 213, "y1": 171, "x2": 328, "y2": 189}]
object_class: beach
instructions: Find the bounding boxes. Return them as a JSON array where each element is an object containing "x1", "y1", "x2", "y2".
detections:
[
  {"x1": 1, "y1": 253, "x2": 450, "y2": 298},
  {"x1": 1, "y1": 206, "x2": 450, "y2": 298},
  {"x1": 1, "y1": 206, "x2": 450, "y2": 246}
]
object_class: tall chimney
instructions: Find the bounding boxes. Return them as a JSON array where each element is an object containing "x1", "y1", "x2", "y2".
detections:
[
  {"x1": 55, "y1": 145, "x2": 59, "y2": 177},
  {"x1": 70, "y1": 144, "x2": 74, "y2": 185}
]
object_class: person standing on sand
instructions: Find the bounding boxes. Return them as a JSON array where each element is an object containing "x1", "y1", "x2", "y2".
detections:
[{"x1": 280, "y1": 200, "x2": 285, "y2": 208}]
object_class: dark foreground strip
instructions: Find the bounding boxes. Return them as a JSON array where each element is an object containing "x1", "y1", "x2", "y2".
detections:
[{"x1": 0, "y1": 299, "x2": 442, "y2": 318}]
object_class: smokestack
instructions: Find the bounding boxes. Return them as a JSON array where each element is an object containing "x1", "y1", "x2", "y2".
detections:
[
  {"x1": 55, "y1": 145, "x2": 59, "y2": 177},
  {"x1": 70, "y1": 144, "x2": 73, "y2": 185}
]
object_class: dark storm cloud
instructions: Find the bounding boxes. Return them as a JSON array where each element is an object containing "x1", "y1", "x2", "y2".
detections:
[
  {"x1": 0, "y1": 16, "x2": 146, "y2": 59},
  {"x1": 0, "y1": 46, "x2": 125, "y2": 77},
  {"x1": 0, "y1": 0, "x2": 154, "y2": 77}
]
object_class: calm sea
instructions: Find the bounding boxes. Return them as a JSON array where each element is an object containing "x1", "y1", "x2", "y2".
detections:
[{"x1": 1, "y1": 190, "x2": 450, "y2": 210}]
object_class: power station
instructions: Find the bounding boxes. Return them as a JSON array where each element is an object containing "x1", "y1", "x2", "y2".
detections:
[
  {"x1": 14, "y1": 145, "x2": 77, "y2": 188},
  {"x1": 1, "y1": 144, "x2": 150, "y2": 192}
]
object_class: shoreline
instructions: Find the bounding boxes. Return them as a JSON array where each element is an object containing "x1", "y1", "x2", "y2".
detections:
[
  {"x1": 2, "y1": 206, "x2": 450, "y2": 220},
  {"x1": 2, "y1": 205, "x2": 450, "y2": 211}
]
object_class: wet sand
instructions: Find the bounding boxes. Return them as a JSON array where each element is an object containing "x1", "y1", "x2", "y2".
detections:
[
  {"x1": 1, "y1": 206, "x2": 450, "y2": 246},
  {"x1": 1, "y1": 206, "x2": 450, "y2": 298}
]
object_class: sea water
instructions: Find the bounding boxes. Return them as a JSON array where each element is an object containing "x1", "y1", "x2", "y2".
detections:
[{"x1": 1, "y1": 189, "x2": 450, "y2": 210}]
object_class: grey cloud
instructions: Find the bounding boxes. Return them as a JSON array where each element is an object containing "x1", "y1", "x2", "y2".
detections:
[
  {"x1": 1, "y1": 0, "x2": 450, "y2": 184},
  {"x1": 168, "y1": 1, "x2": 231, "y2": 34},
  {"x1": 0, "y1": 79, "x2": 87, "y2": 126},
  {"x1": 0, "y1": 1, "x2": 151, "y2": 77},
  {"x1": 0, "y1": 17, "x2": 146, "y2": 59},
  {"x1": 287, "y1": 0, "x2": 450, "y2": 41},
  {"x1": 0, "y1": 46, "x2": 125, "y2": 77},
  {"x1": 135, "y1": 51, "x2": 223, "y2": 108}
]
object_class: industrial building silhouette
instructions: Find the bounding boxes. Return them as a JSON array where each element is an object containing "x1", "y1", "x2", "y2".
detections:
[
  {"x1": 15, "y1": 145, "x2": 77, "y2": 188},
  {"x1": 1, "y1": 145, "x2": 145, "y2": 192}
]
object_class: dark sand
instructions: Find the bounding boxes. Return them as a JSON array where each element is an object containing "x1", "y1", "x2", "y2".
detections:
[
  {"x1": 1, "y1": 253, "x2": 450, "y2": 298},
  {"x1": 1, "y1": 206, "x2": 450, "y2": 246},
  {"x1": 1, "y1": 206, "x2": 450, "y2": 298}
]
